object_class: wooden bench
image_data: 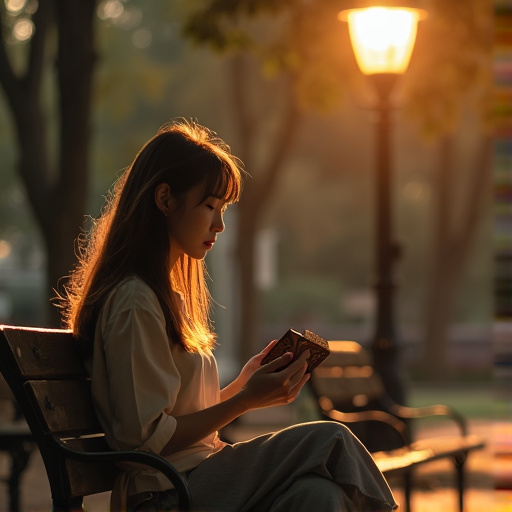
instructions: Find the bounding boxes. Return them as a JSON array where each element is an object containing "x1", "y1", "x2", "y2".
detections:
[
  {"x1": 310, "y1": 340, "x2": 486, "y2": 512},
  {"x1": 0, "y1": 325, "x2": 191, "y2": 512}
]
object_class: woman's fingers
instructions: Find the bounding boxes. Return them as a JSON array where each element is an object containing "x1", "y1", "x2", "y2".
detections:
[
  {"x1": 284, "y1": 350, "x2": 310, "y2": 376},
  {"x1": 262, "y1": 351, "x2": 293, "y2": 372},
  {"x1": 286, "y1": 352, "x2": 310, "y2": 387},
  {"x1": 261, "y1": 348, "x2": 311, "y2": 374},
  {"x1": 241, "y1": 349, "x2": 311, "y2": 409}
]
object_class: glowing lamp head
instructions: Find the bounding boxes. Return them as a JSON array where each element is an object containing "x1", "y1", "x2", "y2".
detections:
[{"x1": 339, "y1": 6, "x2": 426, "y2": 75}]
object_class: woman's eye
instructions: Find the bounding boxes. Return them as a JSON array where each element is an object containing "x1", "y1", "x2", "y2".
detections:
[{"x1": 206, "y1": 204, "x2": 215, "y2": 210}]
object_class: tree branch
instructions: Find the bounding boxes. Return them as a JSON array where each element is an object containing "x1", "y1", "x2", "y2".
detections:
[
  {"x1": 0, "y1": 3, "x2": 53, "y2": 230},
  {"x1": 0, "y1": 7, "x2": 19, "y2": 105},
  {"x1": 229, "y1": 54, "x2": 255, "y2": 163},
  {"x1": 0, "y1": 2, "x2": 51, "y2": 112},
  {"x1": 254, "y1": 76, "x2": 300, "y2": 207},
  {"x1": 25, "y1": 0, "x2": 52, "y2": 93}
]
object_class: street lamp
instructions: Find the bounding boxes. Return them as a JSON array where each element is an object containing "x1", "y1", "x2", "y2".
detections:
[{"x1": 338, "y1": 1, "x2": 426, "y2": 404}]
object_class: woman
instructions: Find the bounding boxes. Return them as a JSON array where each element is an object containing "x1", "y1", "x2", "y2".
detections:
[{"x1": 61, "y1": 118, "x2": 397, "y2": 511}]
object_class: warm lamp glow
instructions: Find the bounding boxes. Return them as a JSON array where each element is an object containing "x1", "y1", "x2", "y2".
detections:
[{"x1": 341, "y1": 7, "x2": 421, "y2": 75}]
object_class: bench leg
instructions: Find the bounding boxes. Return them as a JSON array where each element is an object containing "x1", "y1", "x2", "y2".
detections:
[
  {"x1": 52, "y1": 497, "x2": 85, "y2": 512},
  {"x1": 453, "y1": 453, "x2": 467, "y2": 512},
  {"x1": 403, "y1": 470, "x2": 413, "y2": 512},
  {"x1": 7, "y1": 439, "x2": 34, "y2": 512}
]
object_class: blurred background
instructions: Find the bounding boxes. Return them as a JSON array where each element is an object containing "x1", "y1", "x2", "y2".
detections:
[{"x1": 0, "y1": 0, "x2": 510, "y2": 509}]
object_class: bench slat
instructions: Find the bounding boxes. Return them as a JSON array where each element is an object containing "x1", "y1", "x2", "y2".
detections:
[
  {"x1": 311, "y1": 341, "x2": 387, "y2": 409},
  {"x1": 24, "y1": 380, "x2": 102, "y2": 436},
  {"x1": 2, "y1": 327, "x2": 85, "y2": 379},
  {"x1": 410, "y1": 435, "x2": 486, "y2": 456},
  {"x1": 312, "y1": 372, "x2": 383, "y2": 404},
  {"x1": 373, "y1": 435, "x2": 486, "y2": 473}
]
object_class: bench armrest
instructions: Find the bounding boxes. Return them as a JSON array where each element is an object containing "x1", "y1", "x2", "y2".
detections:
[
  {"x1": 55, "y1": 437, "x2": 191, "y2": 509},
  {"x1": 317, "y1": 396, "x2": 410, "y2": 445},
  {"x1": 385, "y1": 401, "x2": 468, "y2": 436}
]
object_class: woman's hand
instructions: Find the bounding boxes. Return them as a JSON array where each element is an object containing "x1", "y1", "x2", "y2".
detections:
[
  {"x1": 220, "y1": 339, "x2": 280, "y2": 401},
  {"x1": 235, "y1": 350, "x2": 311, "y2": 411},
  {"x1": 165, "y1": 348, "x2": 309, "y2": 456}
]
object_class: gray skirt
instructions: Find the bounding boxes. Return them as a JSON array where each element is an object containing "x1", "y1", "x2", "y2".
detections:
[{"x1": 161, "y1": 421, "x2": 398, "y2": 512}]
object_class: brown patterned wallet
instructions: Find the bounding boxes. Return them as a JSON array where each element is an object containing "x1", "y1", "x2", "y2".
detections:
[{"x1": 260, "y1": 328, "x2": 330, "y2": 373}]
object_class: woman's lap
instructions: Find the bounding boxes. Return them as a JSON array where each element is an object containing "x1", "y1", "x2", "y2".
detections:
[{"x1": 185, "y1": 421, "x2": 396, "y2": 512}]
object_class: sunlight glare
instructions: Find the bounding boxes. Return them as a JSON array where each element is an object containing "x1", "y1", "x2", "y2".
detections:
[
  {"x1": 0, "y1": 241, "x2": 12, "y2": 260},
  {"x1": 132, "y1": 28, "x2": 151, "y2": 49},
  {"x1": 12, "y1": 17, "x2": 34, "y2": 41},
  {"x1": 97, "y1": 0, "x2": 124, "y2": 21},
  {"x1": 5, "y1": 0, "x2": 26, "y2": 14}
]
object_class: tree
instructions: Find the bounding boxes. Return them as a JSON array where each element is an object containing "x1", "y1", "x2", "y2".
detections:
[
  {"x1": 403, "y1": 0, "x2": 493, "y2": 375},
  {"x1": 0, "y1": 0, "x2": 97, "y2": 326}
]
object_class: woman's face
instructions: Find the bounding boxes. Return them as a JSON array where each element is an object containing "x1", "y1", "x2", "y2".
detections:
[{"x1": 167, "y1": 182, "x2": 227, "y2": 265}]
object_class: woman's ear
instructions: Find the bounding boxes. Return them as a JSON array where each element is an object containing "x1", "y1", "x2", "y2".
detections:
[{"x1": 155, "y1": 183, "x2": 172, "y2": 216}]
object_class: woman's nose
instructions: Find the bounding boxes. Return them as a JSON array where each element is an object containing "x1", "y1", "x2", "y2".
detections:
[{"x1": 213, "y1": 212, "x2": 225, "y2": 233}]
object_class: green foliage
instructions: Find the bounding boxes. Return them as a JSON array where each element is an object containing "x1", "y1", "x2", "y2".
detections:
[
  {"x1": 262, "y1": 276, "x2": 345, "y2": 324},
  {"x1": 0, "y1": 103, "x2": 39, "y2": 252},
  {"x1": 182, "y1": 0, "x2": 298, "y2": 52},
  {"x1": 182, "y1": 0, "x2": 357, "y2": 112},
  {"x1": 403, "y1": 0, "x2": 493, "y2": 138},
  {"x1": 184, "y1": 0, "x2": 494, "y2": 136},
  {"x1": 90, "y1": 0, "x2": 231, "y2": 213}
]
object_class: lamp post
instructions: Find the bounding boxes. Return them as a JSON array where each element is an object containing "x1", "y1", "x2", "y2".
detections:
[{"x1": 339, "y1": 1, "x2": 426, "y2": 404}]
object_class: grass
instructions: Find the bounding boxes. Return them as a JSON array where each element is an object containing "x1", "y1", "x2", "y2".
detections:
[{"x1": 407, "y1": 380, "x2": 506, "y2": 421}]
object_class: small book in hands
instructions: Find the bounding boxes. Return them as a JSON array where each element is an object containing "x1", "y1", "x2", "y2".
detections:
[{"x1": 260, "y1": 328, "x2": 330, "y2": 373}]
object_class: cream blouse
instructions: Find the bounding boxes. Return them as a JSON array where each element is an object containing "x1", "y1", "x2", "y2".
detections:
[{"x1": 87, "y1": 276, "x2": 225, "y2": 503}]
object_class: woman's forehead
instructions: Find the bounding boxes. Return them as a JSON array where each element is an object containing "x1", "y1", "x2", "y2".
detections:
[{"x1": 186, "y1": 181, "x2": 223, "y2": 205}]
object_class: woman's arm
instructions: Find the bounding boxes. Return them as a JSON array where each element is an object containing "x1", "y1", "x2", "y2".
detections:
[{"x1": 161, "y1": 350, "x2": 309, "y2": 456}]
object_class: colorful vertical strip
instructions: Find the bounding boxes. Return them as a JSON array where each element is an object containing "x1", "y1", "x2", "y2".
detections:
[
  {"x1": 494, "y1": 3, "x2": 512, "y2": 282},
  {"x1": 494, "y1": 0, "x2": 512, "y2": 495}
]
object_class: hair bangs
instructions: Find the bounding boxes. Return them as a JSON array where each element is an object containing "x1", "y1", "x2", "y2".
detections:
[{"x1": 201, "y1": 151, "x2": 243, "y2": 205}]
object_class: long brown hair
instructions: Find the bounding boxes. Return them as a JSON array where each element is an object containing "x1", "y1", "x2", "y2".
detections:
[{"x1": 60, "y1": 119, "x2": 243, "y2": 353}]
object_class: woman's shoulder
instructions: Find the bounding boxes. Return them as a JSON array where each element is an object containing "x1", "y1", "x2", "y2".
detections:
[{"x1": 105, "y1": 275, "x2": 161, "y2": 315}]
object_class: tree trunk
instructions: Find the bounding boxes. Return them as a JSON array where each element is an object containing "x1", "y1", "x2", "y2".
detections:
[
  {"x1": 228, "y1": 56, "x2": 301, "y2": 365},
  {"x1": 0, "y1": 1, "x2": 97, "y2": 326},
  {"x1": 422, "y1": 133, "x2": 492, "y2": 375},
  {"x1": 46, "y1": 0, "x2": 97, "y2": 325},
  {"x1": 236, "y1": 208, "x2": 259, "y2": 364}
]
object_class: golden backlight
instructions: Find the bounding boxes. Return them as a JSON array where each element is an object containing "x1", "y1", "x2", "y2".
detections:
[{"x1": 341, "y1": 7, "x2": 421, "y2": 75}]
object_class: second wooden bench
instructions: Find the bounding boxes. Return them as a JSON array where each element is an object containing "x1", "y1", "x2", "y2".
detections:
[{"x1": 310, "y1": 340, "x2": 486, "y2": 512}]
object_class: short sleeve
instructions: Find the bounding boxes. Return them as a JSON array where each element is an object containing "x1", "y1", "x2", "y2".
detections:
[{"x1": 101, "y1": 302, "x2": 179, "y2": 455}]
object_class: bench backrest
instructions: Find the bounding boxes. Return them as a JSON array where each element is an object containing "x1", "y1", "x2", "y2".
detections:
[
  {"x1": 311, "y1": 340, "x2": 386, "y2": 412},
  {"x1": 0, "y1": 325, "x2": 117, "y2": 500},
  {"x1": 308, "y1": 340, "x2": 413, "y2": 451}
]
